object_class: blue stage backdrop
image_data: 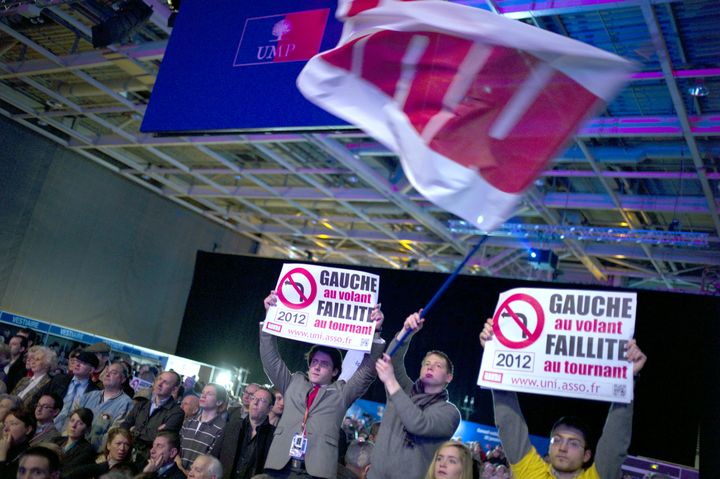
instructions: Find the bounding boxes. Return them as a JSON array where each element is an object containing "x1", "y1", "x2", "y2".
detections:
[{"x1": 141, "y1": 0, "x2": 347, "y2": 134}]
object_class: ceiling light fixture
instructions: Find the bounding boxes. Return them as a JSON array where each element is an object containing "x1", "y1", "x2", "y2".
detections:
[{"x1": 688, "y1": 81, "x2": 709, "y2": 97}]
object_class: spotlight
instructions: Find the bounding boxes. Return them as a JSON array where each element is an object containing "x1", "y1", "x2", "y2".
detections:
[
  {"x1": 688, "y1": 81, "x2": 709, "y2": 97},
  {"x1": 528, "y1": 249, "x2": 558, "y2": 270},
  {"x1": 91, "y1": 0, "x2": 153, "y2": 48}
]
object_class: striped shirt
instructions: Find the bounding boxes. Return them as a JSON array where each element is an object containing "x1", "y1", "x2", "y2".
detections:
[{"x1": 180, "y1": 413, "x2": 227, "y2": 468}]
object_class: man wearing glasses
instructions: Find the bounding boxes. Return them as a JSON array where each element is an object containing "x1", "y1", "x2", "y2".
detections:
[
  {"x1": 211, "y1": 386, "x2": 275, "y2": 479},
  {"x1": 480, "y1": 318, "x2": 647, "y2": 479}
]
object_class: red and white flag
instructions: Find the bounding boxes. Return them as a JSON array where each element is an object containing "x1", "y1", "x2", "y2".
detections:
[{"x1": 297, "y1": 0, "x2": 633, "y2": 231}]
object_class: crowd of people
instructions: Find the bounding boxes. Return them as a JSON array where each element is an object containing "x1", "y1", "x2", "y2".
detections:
[{"x1": 0, "y1": 294, "x2": 648, "y2": 479}]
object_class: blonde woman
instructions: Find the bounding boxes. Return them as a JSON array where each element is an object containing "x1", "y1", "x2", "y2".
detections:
[
  {"x1": 424, "y1": 441, "x2": 474, "y2": 479},
  {"x1": 11, "y1": 346, "x2": 57, "y2": 408}
]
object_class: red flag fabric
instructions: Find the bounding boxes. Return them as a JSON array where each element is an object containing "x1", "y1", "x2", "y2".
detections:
[{"x1": 298, "y1": 0, "x2": 633, "y2": 231}]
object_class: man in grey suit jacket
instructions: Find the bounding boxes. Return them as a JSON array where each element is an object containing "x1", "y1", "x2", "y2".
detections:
[{"x1": 261, "y1": 291, "x2": 385, "y2": 479}]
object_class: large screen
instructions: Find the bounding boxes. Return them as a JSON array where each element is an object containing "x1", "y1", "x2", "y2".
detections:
[{"x1": 141, "y1": 0, "x2": 346, "y2": 134}]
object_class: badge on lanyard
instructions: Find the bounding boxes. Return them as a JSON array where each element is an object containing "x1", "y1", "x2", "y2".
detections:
[{"x1": 289, "y1": 433, "x2": 308, "y2": 459}]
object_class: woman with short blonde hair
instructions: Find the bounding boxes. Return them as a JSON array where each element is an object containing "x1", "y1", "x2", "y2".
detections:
[{"x1": 11, "y1": 346, "x2": 57, "y2": 408}]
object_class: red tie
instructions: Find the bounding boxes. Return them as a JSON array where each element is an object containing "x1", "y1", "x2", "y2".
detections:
[{"x1": 307, "y1": 385, "x2": 320, "y2": 409}]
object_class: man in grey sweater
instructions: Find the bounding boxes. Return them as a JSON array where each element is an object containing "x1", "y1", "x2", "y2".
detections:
[
  {"x1": 480, "y1": 317, "x2": 647, "y2": 479},
  {"x1": 368, "y1": 312, "x2": 461, "y2": 479}
]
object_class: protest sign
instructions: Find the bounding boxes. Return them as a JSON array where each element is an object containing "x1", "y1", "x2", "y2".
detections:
[
  {"x1": 264, "y1": 264, "x2": 379, "y2": 351},
  {"x1": 478, "y1": 288, "x2": 636, "y2": 403}
]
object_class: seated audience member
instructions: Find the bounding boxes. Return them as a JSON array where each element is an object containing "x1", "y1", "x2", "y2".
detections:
[
  {"x1": 12, "y1": 346, "x2": 57, "y2": 409},
  {"x1": 83, "y1": 342, "x2": 111, "y2": 390},
  {"x1": 188, "y1": 454, "x2": 223, "y2": 479},
  {"x1": 267, "y1": 388, "x2": 283, "y2": 427},
  {"x1": 180, "y1": 394, "x2": 200, "y2": 423},
  {"x1": 77, "y1": 362, "x2": 134, "y2": 450},
  {"x1": 0, "y1": 406, "x2": 36, "y2": 477},
  {"x1": 180, "y1": 383, "x2": 227, "y2": 470},
  {"x1": 5, "y1": 336, "x2": 29, "y2": 393},
  {"x1": 369, "y1": 312, "x2": 461, "y2": 479},
  {"x1": 211, "y1": 386, "x2": 275, "y2": 479},
  {"x1": 17, "y1": 445, "x2": 62, "y2": 479},
  {"x1": 52, "y1": 408, "x2": 96, "y2": 471},
  {"x1": 64, "y1": 427, "x2": 137, "y2": 479},
  {"x1": 41, "y1": 350, "x2": 100, "y2": 430},
  {"x1": 0, "y1": 394, "x2": 22, "y2": 423},
  {"x1": 140, "y1": 431, "x2": 185, "y2": 479},
  {"x1": 30, "y1": 393, "x2": 63, "y2": 446},
  {"x1": 16, "y1": 329, "x2": 39, "y2": 349},
  {"x1": 338, "y1": 440, "x2": 374, "y2": 479},
  {"x1": 120, "y1": 371, "x2": 184, "y2": 464},
  {"x1": 480, "y1": 317, "x2": 647, "y2": 479},
  {"x1": 0, "y1": 343, "x2": 11, "y2": 393},
  {"x1": 424, "y1": 442, "x2": 474, "y2": 479}
]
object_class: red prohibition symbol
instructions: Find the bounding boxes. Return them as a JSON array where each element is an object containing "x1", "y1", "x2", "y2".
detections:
[
  {"x1": 493, "y1": 293, "x2": 544, "y2": 349},
  {"x1": 276, "y1": 267, "x2": 318, "y2": 310}
]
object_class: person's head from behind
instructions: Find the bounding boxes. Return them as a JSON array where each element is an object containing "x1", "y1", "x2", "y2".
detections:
[
  {"x1": 150, "y1": 431, "x2": 180, "y2": 467},
  {"x1": 425, "y1": 441, "x2": 473, "y2": 479},
  {"x1": 345, "y1": 439, "x2": 374, "y2": 479},
  {"x1": 305, "y1": 345, "x2": 342, "y2": 386},
  {"x1": 248, "y1": 387, "x2": 274, "y2": 423},
  {"x1": 4, "y1": 407, "x2": 35, "y2": 446},
  {"x1": 548, "y1": 416, "x2": 594, "y2": 473},
  {"x1": 188, "y1": 454, "x2": 223, "y2": 479},
  {"x1": 104, "y1": 427, "x2": 133, "y2": 464},
  {"x1": 419, "y1": 351, "x2": 454, "y2": 392},
  {"x1": 17, "y1": 446, "x2": 61, "y2": 479}
]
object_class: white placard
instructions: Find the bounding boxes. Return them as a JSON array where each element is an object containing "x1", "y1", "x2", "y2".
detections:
[
  {"x1": 263, "y1": 264, "x2": 379, "y2": 351},
  {"x1": 478, "y1": 288, "x2": 636, "y2": 403}
]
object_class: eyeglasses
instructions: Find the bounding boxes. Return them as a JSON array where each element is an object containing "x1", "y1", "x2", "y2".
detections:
[
  {"x1": 249, "y1": 395, "x2": 270, "y2": 405},
  {"x1": 550, "y1": 436, "x2": 585, "y2": 449},
  {"x1": 35, "y1": 404, "x2": 56, "y2": 410}
]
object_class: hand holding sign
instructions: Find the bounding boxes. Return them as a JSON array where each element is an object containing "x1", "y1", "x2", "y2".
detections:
[
  {"x1": 625, "y1": 339, "x2": 647, "y2": 376},
  {"x1": 264, "y1": 290, "x2": 278, "y2": 311},
  {"x1": 479, "y1": 317, "x2": 494, "y2": 348}
]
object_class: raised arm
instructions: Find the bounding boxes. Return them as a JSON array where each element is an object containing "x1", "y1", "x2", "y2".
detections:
[
  {"x1": 383, "y1": 311, "x2": 424, "y2": 392},
  {"x1": 259, "y1": 290, "x2": 293, "y2": 393},
  {"x1": 481, "y1": 317, "x2": 533, "y2": 463},
  {"x1": 595, "y1": 339, "x2": 647, "y2": 479},
  {"x1": 343, "y1": 305, "x2": 386, "y2": 403}
]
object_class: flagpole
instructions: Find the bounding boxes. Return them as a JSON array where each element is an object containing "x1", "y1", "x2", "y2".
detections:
[{"x1": 387, "y1": 235, "x2": 488, "y2": 357}]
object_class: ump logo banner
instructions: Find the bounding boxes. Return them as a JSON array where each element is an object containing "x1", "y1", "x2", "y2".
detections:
[{"x1": 234, "y1": 9, "x2": 330, "y2": 67}]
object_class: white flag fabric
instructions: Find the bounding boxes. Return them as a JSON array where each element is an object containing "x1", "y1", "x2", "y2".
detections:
[{"x1": 297, "y1": 0, "x2": 634, "y2": 231}]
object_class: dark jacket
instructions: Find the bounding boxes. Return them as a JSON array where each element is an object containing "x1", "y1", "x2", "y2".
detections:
[
  {"x1": 0, "y1": 440, "x2": 30, "y2": 479},
  {"x1": 64, "y1": 461, "x2": 138, "y2": 479},
  {"x1": 136, "y1": 463, "x2": 186, "y2": 479},
  {"x1": 211, "y1": 412, "x2": 275, "y2": 479},
  {"x1": 52, "y1": 436, "x2": 97, "y2": 472},
  {"x1": 120, "y1": 396, "x2": 184, "y2": 447},
  {"x1": 5, "y1": 356, "x2": 27, "y2": 392}
]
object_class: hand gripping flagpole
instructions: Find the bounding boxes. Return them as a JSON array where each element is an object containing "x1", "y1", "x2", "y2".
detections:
[{"x1": 387, "y1": 235, "x2": 489, "y2": 357}]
